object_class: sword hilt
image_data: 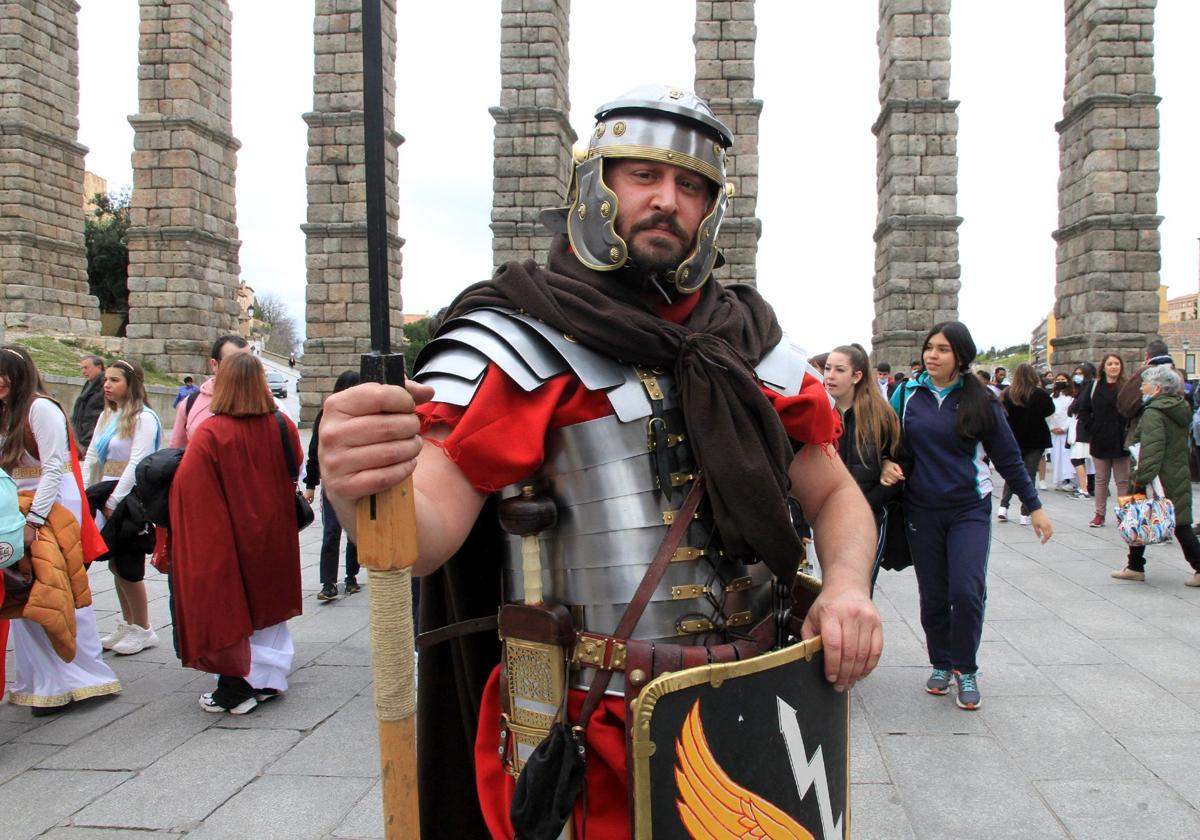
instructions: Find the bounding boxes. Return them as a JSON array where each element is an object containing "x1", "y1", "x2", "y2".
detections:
[{"x1": 498, "y1": 485, "x2": 557, "y2": 605}]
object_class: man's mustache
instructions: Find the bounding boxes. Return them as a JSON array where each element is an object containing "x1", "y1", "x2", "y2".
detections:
[{"x1": 629, "y1": 213, "x2": 688, "y2": 243}]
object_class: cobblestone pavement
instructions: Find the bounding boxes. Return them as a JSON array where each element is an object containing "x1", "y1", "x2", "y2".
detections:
[{"x1": 3, "y1": 470, "x2": 1199, "y2": 838}]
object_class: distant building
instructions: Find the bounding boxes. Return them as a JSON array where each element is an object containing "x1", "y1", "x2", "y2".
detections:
[{"x1": 83, "y1": 171, "x2": 107, "y2": 213}]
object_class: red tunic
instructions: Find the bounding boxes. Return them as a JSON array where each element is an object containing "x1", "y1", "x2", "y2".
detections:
[
  {"x1": 168, "y1": 414, "x2": 304, "y2": 676},
  {"x1": 416, "y1": 299, "x2": 838, "y2": 838}
]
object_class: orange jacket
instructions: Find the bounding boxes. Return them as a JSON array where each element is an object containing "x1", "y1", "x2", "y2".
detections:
[{"x1": 10, "y1": 492, "x2": 92, "y2": 661}]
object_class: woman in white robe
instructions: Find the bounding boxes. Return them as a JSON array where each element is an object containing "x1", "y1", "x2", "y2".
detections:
[{"x1": 0, "y1": 345, "x2": 120, "y2": 715}]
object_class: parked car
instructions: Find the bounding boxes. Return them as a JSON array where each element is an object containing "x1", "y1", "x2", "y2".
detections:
[{"x1": 266, "y1": 371, "x2": 288, "y2": 399}]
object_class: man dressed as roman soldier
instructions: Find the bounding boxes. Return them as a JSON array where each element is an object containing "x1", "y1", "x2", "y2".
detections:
[{"x1": 319, "y1": 85, "x2": 882, "y2": 839}]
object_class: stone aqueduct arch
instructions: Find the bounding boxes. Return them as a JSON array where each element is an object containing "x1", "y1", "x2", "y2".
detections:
[{"x1": 0, "y1": 0, "x2": 1164, "y2": 399}]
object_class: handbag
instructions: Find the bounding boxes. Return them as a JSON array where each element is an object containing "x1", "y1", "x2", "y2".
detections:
[
  {"x1": 1114, "y1": 477, "x2": 1175, "y2": 547},
  {"x1": 274, "y1": 412, "x2": 315, "y2": 531}
]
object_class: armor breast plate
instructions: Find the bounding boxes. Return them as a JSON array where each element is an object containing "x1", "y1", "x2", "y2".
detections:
[{"x1": 415, "y1": 308, "x2": 814, "y2": 692}]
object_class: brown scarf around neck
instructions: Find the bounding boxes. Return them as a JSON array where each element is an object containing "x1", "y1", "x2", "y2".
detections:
[{"x1": 443, "y1": 234, "x2": 803, "y2": 583}]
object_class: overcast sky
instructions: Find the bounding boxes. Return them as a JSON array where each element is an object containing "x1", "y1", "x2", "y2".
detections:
[{"x1": 77, "y1": 1, "x2": 1198, "y2": 359}]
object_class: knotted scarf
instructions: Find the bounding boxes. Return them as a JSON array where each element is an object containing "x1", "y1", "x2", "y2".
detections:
[{"x1": 443, "y1": 234, "x2": 804, "y2": 582}]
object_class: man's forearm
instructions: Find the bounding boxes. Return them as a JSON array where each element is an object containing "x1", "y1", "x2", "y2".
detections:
[{"x1": 809, "y1": 482, "x2": 875, "y2": 590}]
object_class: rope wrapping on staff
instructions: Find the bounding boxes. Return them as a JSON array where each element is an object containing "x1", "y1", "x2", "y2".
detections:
[{"x1": 368, "y1": 567, "x2": 417, "y2": 720}]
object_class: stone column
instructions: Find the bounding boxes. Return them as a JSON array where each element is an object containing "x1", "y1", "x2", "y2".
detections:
[
  {"x1": 125, "y1": 0, "x2": 242, "y2": 376},
  {"x1": 1051, "y1": 0, "x2": 1161, "y2": 367},
  {"x1": 490, "y1": 0, "x2": 575, "y2": 269},
  {"x1": 694, "y1": 0, "x2": 761, "y2": 287},
  {"x1": 0, "y1": 0, "x2": 100, "y2": 335},
  {"x1": 301, "y1": 0, "x2": 404, "y2": 423},
  {"x1": 870, "y1": 0, "x2": 961, "y2": 369}
]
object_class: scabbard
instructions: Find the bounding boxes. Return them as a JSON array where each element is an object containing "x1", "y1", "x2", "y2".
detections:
[{"x1": 497, "y1": 601, "x2": 575, "y2": 777}]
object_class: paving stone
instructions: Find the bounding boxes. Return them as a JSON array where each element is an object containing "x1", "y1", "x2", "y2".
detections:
[
  {"x1": 847, "y1": 783, "x2": 918, "y2": 840},
  {"x1": 1036, "y1": 779, "x2": 1200, "y2": 840},
  {"x1": 982, "y1": 694, "x2": 1151, "y2": 781},
  {"x1": 880, "y1": 735, "x2": 1070, "y2": 839},
  {"x1": 213, "y1": 664, "x2": 372, "y2": 731},
  {"x1": 1100, "y1": 636, "x2": 1200, "y2": 693},
  {"x1": 16, "y1": 696, "x2": 138, "y2": 746},
  {"x1": 0, "y1": 740, "x2": 55, "y2": 785},
  {"x1": 850, "y1": 695, "x2": 889, "y2": 784},
  {"x1": 1142, "y1": 611, "x2": 1200, "y2": 645},
  {"x1": 0, "y1": 716, "x2": 34, "y2": 745},
  {"x1": 287, "y1": 599, "x2": 369, "y2": 644},
  {"x1": 1046, "y1": 663, "x2": 1200, "y2": 734},
  {"x1": 37, "y1": 694, "x2": 215, "y2": 770},
  {"x1": 332, "y1": 779, "x2": 384, "y2": 839},
  {"x1": 268, "y1": 694, "x2": 379, "y2": 777},
  {"x1": 1117, "y1": 733, "x2": 1200, "y2": 809},
  {"x1": 313, "y1": 626, "x2": 373, "y2": 667},
  {"x1": 104, "y1": 655, "x2": 164, "y2": 685},
  {"x1": 118, "y1": 662, "x2": 207, "y2": 704},
  {"x1": 0, "y1": 769, "x2": 129, "y2": 840},
  {"x1": 988, "y1": 619, "x2": 1118, "y2": 665},
  {"x1": 187, "y1": 774, "x2": 375, "y2": 840},
  {"x1": 1046, "y1": 599, "x2": 1167, "y2": 640},
  {"x1": 875, "y1": 621, "x2": 930, "y2": 666},
  {"x1": 74, "y1": 727, "x2": 301, "y2": 830},
  {"x1": 39, "y1": 829, "x2": 182, "y2": 839}
]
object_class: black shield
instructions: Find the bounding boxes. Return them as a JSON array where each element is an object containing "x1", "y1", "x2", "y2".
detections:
[{"x1": 629, "y1": 638, "x2": 850, "y2": 839}]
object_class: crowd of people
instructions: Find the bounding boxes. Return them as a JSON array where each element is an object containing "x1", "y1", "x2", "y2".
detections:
[{"x1": 0, "y1": 336, "x2": 338, "y2": 718}]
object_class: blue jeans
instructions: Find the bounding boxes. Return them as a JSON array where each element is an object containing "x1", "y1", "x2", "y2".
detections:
[
  {"x1": 905, "y1": 497, "x2": 991, "y2": 674},
  {"x1": 320, "y1": 492, "x2": 359, "y2": 586}
]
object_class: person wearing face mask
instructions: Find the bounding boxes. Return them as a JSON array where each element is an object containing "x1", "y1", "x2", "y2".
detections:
[
  {"x1": 1111, "y1": 365, "x2": 1200, "y2": 586},
  {"x1": 824, "y1": 344, "x2": 902, "y2": 582},
  {"x1": 1048, "y1": 375, "x2": 1076, "y2": 490},
  {"x1": 887, "y1": 322, "x2": 1053, "y2": 711},
  {"x1": 1066, "y1": 363, "x2": 1097, "y2": 499}
]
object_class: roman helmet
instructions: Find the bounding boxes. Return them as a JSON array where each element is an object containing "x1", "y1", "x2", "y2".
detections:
[{"x1": 540, "y1": 85, "x2": 735, "y2": 294}]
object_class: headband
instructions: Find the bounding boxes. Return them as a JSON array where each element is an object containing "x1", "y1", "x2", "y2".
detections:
[
  {"x1": 111, "y1": 360, "x2": 141, "y2": 380},
  {"x1": 1, "y1": 348, "x2": 24, "y2": 359}
]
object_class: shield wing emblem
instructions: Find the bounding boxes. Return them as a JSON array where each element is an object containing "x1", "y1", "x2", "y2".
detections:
[{"x1": 629, "y1": 637, "x2": 850, "y2": 839}]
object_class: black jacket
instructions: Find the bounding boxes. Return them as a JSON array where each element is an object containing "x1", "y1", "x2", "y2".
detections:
[
  {"x1": 837, "y1": 405, "x2": 900, "y2": 513},
  {"x1": 1001, "y1": 387, "x2": 1054, "y2": 452},
  {"x1": 71, "y1": 374, "x2": 105, "y2": 451},
  {"x1": 304, "y1": 410, "x2": 322, "y2": 490},
  {"x1": 1068, "y1": 379, "x2": 1096, "y2": 443},
  {"x1": 1079, "y1": 378, "x2": 1128, "y2": 459}
]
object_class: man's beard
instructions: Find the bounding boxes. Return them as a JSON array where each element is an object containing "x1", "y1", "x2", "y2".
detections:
[{"x1": 626, "y1": 213, "x2": 692, "y2": 275}]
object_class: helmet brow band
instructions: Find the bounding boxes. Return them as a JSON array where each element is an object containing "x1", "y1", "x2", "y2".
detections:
[{"x1": 590, "y1": 145, "x2": 723, "y2": 186}]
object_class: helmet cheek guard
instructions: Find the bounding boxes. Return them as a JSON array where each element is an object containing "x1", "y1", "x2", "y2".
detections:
[
  {"x1": 674, "y1": 182, "x2": 733, "y2": 294},
  {"x1": 564, "y1": 156, "x2": 627, "y2": 272}
]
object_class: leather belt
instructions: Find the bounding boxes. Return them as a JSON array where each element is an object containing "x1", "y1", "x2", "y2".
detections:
[{"x1": 102, "y1": 460, "x2": 128, "y2": 478}]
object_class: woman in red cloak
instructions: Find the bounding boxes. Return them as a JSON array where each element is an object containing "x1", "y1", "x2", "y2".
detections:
[{"x1": 169, "y1": 353, "x2": 303, "y2": 715}]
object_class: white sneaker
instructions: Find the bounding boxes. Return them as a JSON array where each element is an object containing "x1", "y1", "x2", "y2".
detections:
[
  {"x1": 1020, "y1": 515, "x2": 1031, "y2": 526},
  {"x1": 100, "y1": 619, "x2": 132, "y2": 651},
  {"x1": 997, "y1": 507, "x2": 1008, "y2": 522},
  {"x1": 1038, "y1": 479, "x2": 1047, "y2": 490},
  {"x1": 112, "y1": 624, "x2": 159, "y2": 656}
]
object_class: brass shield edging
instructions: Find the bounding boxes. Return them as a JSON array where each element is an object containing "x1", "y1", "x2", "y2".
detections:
[{"x1": 629, "y1": 633, "x2": 852, "y2": 839}]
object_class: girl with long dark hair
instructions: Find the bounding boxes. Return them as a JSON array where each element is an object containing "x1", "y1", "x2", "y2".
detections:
[
  {"x1": 997, "y1": 364, "x2": 1054, "y2": 525},
  {"x1": 889, "y1": 323, "x2": 1053, "y2": 710},
  {"x1": 0, "y1": 345, "x2": 119, "y2": 715}
]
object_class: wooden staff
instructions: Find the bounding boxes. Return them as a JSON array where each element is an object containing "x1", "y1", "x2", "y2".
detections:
[{"x1": 357, "y1": 1, "x2": 420, "y2": 836}]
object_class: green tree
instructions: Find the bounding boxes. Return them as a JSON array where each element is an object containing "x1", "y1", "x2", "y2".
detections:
[
  {"x1": 84, "y1": 189, "x2": 131, "y2": 313},
  {"x1": 404, "y1": 317, "x2": 431, "y2": 374}
]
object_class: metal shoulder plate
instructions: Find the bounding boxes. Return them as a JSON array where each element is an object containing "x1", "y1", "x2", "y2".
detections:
[
  {"x1": 414, "y1": 307, "x2": 657, "y2": 421},
  {"x1": 754, "y1": 335, "x2": 816, "y2": 398}
]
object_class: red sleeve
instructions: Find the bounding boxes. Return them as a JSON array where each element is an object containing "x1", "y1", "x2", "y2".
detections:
[
  {"x1": 416, "y1": 363, "x2": 612, "y2": 493},
  {"x1": 762, "y1": 370, "x2": 841, "y2": 447}
]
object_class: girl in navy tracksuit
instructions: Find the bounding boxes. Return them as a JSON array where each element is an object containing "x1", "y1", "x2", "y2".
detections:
[{"x1": 889, "y1": 322, "x2": 1053, "y2": 710}]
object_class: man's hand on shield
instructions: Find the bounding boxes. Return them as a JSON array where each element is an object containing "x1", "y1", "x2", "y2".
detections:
[{"x1": 800, "y1": 583, "x2": 883, "y2": 693}]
